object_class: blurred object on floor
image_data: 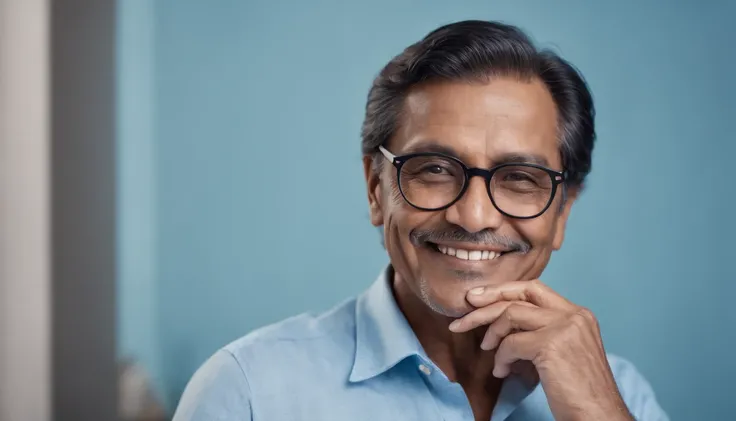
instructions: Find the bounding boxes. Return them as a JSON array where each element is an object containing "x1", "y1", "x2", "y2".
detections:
[{"x1": 119, "y1": 358, "x2": 168, "y2": 421}]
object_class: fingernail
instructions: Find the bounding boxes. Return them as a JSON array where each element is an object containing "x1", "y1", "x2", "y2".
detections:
[
  {"x1": 469, "y1": 287, "x2": 485, "y2": 295},
  {"x1": 448, "y1": 320, "x2": 462, "y2": 331}
]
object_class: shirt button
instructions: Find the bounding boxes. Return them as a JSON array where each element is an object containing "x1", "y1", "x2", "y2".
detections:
[{"x1": 418, "y1": 364, "x2": 431, "y2": 376}]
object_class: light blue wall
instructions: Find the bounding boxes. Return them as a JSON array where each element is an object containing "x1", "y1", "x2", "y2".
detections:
[
  {"x1": 119, "y1": 0, "x2": 736, "y2": 417},
  {"x1": 116, "y1": 0, "x2": 163, "y2": 400}
]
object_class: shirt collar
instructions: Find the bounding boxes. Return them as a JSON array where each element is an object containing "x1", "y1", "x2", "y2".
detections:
[
  {"x1": 349, "y1": 265, "x2": 538, "y2": 414},
  {"x1": 349, "y1": 265, "x2": 426, "y2": 383}
]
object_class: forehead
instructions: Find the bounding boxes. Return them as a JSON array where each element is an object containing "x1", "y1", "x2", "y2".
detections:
[{"x1": 393, "y1": 77, "x2": 561, "y2": 169}]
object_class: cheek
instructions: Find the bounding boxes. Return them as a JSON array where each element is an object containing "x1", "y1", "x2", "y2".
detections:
[
  {"x1": 383, "y1": 202, "x2": 426, "y2": 249},
  {"x1": 381, "y1": 180, "x2": 439, "y2": 260},
  {"x1": 514, "y1": 213, "x2": 559, "y2": 247},
  {"x1": 381, "y1": 179, "x2": 412, "y2": 249}
]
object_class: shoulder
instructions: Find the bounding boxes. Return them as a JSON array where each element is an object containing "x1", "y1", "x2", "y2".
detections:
[
  {"x1": 173, "y1": 298, "x2": 358, "y2": 421},
  {"x1": 172, "y1": 349, "x2": 252, "y2": 420},
  {"x1": 224, "y1": 297, "x2": 357, "y2": 367},
  {"x1": 607, "y1": 354, "x2": 670, "y2": 421}
]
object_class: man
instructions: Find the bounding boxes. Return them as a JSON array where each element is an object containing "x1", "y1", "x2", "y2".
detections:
[{"x1": 173, "y1": 20, "x2": 669, "y2": 420}]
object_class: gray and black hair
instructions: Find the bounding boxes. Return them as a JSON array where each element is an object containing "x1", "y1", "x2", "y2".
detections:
[{"x1": 361, "y1": 20, "x2": 596, "y2": 188}]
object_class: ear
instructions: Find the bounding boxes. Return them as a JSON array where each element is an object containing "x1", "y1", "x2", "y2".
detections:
[
  {"x1": 363, "y1": 155, "x2": 384, "y2": 227},
  {"x1": 552, "y1": 186, "x2": 579, "y2": 250}
]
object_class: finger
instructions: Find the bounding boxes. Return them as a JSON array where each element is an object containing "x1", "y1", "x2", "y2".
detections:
[
  {"x1": 466, "y1": 280, "x2": 572, "y2": 310},
  {"x1": 448, "y1": 301, "x2": 537, "y2": 333},
  {"x1": 493, "y1": 330, "x2": 542, "y2": 378},
  {"x1": 480, "y1": 304, "x2": 557, "y2": 350}
]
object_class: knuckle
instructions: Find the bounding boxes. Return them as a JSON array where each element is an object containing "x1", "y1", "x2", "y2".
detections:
[
  {"x1": 566, "y1": 307, "x2": 596, "y2": 333},
  {"x1": 536, "y1": 339, "x2": 557, "y2": 362},
  {"x1": 504, "y1": 304, "x2": 524, "y2": 328},
  {"x1": 527, "y1": 279, "x2": 547, "y2": 302},
  {"x1": 497, "y1": 334, "x2": 515, "y2": 356},
  {"x1": 540, "y1": 330, "x2": 564, "y2": 356},
  {"x1": 533, "y1": 345, "x2": 555, "y2": 368},
  {"x1": 504, "y1": 305, "x2": 518, "y2": 322},
  {"x1": 491, "y1": 321, "x2": 507, "y2": 337},
  {"x1": 569, "y1": 312, "x2": 587, "y2": 329},
  {"x1": 530, "y1": 278, "x2": 544, "y2": 288},
  {"x1": 499, "y1": 300, "x2": 515, "y2": 314},
  {"x1": 575, "y1": 307, "x2": 596, "y2": 325},
  {"x1": 577, "y1": 306, "x2": 595, "y2": 320}
]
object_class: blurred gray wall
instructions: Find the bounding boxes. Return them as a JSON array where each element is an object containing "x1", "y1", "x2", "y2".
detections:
[
  {"x1": 0, "y1": 0, "x2": 51, "y2": 419},
  {"x1": 0, "y1": 1, "x2": 118, "y2": 420}
]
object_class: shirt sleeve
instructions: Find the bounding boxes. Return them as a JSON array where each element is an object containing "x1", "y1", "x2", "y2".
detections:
[
  {"x1": 172, "y1": 349, "x2": 253, "y2": 421},
  {"x1": 611, "y1": 356, "x2": 670, "y2": 421}
]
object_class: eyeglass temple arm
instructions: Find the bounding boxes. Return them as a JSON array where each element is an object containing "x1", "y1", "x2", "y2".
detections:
[{"x1": 378, "y1": 145, "x2": 396, "y2": 162}]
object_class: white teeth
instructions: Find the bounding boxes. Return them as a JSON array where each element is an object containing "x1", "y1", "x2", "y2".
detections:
[{"x1": 436, "y1": 245, "x2": 502, "y2": 261}]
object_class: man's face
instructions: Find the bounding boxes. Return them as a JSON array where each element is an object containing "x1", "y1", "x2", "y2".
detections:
[{"x1": 364, "y1": 77, "x2": 577, "y2": 317}]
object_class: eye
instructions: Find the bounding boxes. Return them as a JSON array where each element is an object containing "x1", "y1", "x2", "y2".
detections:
[
  {"x1": 423, "y1": 164, "x2": 448, "y2": 175},
  {"x1": 494, "y1": 167, "x2": 551, "y2": 191},
  {"x1": 401, "y1": 156, "x2": 462, "y2": 180},
  {"x1": 503, "y1": 171, "x2": 535, "y2": 183}
]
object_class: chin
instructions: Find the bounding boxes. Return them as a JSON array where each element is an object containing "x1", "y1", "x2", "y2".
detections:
[{"x1": 416, "y1": 276, "x2": 476, "y2": 318}]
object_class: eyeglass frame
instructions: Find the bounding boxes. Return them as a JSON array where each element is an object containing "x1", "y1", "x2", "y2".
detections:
[{"x1": 378, "y1": 145, "x2": 567, "y2": 219}]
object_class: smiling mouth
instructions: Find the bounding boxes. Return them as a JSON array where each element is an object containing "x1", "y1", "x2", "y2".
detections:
[{"x1": 426, "y1": 242, "x2": 509, "y2": 261}]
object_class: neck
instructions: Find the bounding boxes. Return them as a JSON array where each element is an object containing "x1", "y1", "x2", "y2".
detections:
[{"x1": 391, "y1": 268, "x2": 502, "y2": 392}]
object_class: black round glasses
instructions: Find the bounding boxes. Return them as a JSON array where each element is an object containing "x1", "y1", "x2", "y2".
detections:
[{"x1": 378, "y1": 146, "x2": 566, "y2": 219}]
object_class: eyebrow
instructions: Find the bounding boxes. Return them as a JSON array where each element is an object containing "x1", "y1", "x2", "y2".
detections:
[
  {"x1": 493, "y1": 153, "x2": 550, "y2": 167},
  {"x1": 401, "y1": 142, "x2": 459, "y2": 157},
  {"x1": 399, "y1": 141, "x2": 552, "y2": 168}
]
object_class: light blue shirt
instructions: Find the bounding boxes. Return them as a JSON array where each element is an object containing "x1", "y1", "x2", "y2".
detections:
[{"x1": 174, "y1": 268, "x2": 669, "y2": 420}]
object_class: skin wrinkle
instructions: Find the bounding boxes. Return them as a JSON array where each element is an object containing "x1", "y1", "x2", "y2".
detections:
[
  {"x1": 353, "y1": 22, "x2": 643, "y2": 421},
  {"x1": 365, "y1": 77, "x2": 580, "y2": 419},
  {"x1": 380, "y1": 77, "x2": 567, "y2": 315}
]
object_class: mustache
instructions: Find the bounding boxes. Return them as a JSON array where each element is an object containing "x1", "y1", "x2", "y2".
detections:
[{"x1": 410, "y1": 227, "x2": 531, "y2": 254}]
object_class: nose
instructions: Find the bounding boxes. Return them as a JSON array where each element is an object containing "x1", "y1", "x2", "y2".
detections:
[{"x1": 444, "y1": 176, "x2": 504, "y2": 233}]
